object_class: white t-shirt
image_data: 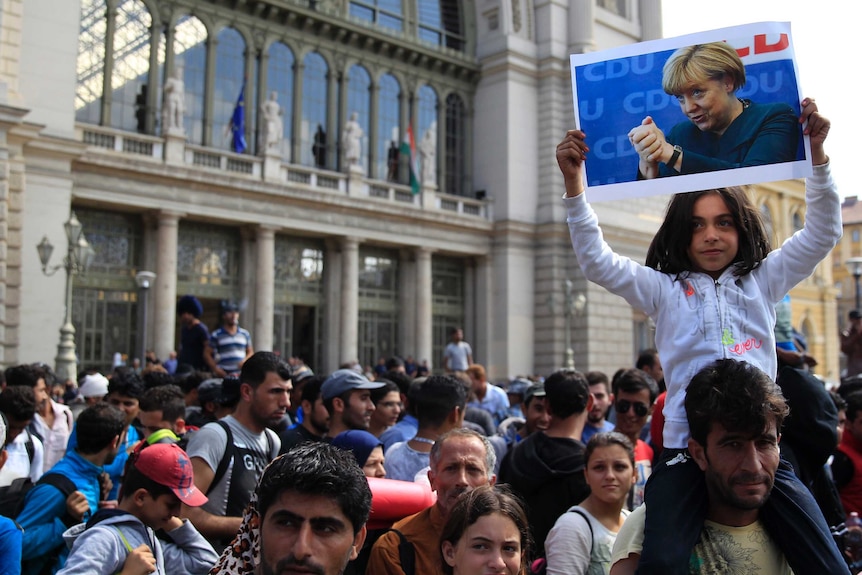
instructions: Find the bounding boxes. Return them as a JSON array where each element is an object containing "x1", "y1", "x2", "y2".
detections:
[
  {"x1": 384, "y1": 441, "x2": 430, "y2": 483},
  {"x1": 444, "y1": 341, "x2": 472, "y2": 371},
  {"x1": 0, "y1": 430, "x2": 43, "y2": 486},
  {"x1": 546, "y1": 505, "x2": 628, "y2": 575}
]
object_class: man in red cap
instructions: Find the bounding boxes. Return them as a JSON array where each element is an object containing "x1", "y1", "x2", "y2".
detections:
[{"x1": 59, "y1": 443, "x2": 218, "y2": 575}]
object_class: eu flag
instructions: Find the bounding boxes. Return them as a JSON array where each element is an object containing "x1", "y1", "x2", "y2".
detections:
[{"x1": 230, "y1": 84, "x2": 247, "y2": 154}]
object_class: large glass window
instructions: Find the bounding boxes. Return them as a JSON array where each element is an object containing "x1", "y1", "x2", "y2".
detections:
[
  {"x1": 177, "y1": 222, "x2": 241, "y2": 299},
  {"x1": 213, "y1": 27, "x2": 247, "y2": 151},
  {"x1": 445, "y1": 93, "x2": 466, "y2": 196},
  {"x1": 359, "y1": 248, "x2": 400, "y2": 367},
  {"x1": 301, "y1": 52, "x2": 329, "y2": 168},
  {"x1": 174, "y1": 15, "x2": 207, "y2": 144},
  {"x1": 110, "y1": 0, "x2": 152, "y2": 132},
  {"x1": 72, "y1": 209, "x2": 143, "y2": 373},
  {"x1": 431, "y1": 256, "x2": 466, "y2": 367},
  {"x1": 265, "y1": 43, "x2": 295, "y2": 160},
  {"x1": 76, "y1": 0, "x2": 107, "y2": 124},
  {"x1": 350, "y1": 0, "x2": 403, "y2": 32},
  {"x1": 417, "y1": 0, "x2": 464, "y2": 51},
  {"x1": 376, "y1": 74, "x2": 400, "y2": 181},
  {"x1": 273, "y1": 236, "x2": 325, "y2": 369},
  {"x1": 346, "y1": 65, "x2": 371, "y2": 172}
]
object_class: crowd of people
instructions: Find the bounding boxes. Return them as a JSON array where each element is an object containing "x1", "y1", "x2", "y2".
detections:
[{"x1": 0, "y1": 47, "x2": 855, "y2": 574}]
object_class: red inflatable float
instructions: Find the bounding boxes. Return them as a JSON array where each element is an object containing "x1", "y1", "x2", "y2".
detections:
[{"x1": 366, "y1": 477, "x2": 436, "y2": 530}]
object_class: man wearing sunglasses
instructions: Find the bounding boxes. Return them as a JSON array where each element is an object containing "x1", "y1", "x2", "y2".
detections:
[{"x1": 612, "y1": 368, "x2": 659, "y2": 510}]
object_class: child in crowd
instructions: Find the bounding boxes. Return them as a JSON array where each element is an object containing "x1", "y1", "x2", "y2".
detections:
[
  {"x1": 557, "y1": 97, "x2": 847, "y2": 573},
  {"x1": 58, "y1": 443, "x2": 218, "y2": 575}
]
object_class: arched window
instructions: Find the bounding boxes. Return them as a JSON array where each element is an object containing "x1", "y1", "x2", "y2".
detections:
[
  {"x1": 346, "y1": 65, "x2": 371, "y2": 172},
  {"x1": 110, "y1": 0, "x2": 152, "y2": 132},
  {"x1": 445, "y1": 93, "x2": 465, "y2": 196},
  {"x1": 376, "y1": 74, "x2": 400, "y2": 181},
  {"x1": 213, "y1": 27, "x2": 246, "y2": 151},
  {"x1": 265, "y1": 42, "x2": 295, "y2": 160},
  {"x1": 350, "y1": 0, "x2": 403, "y2": 32},
  {"x1": 173, "y1": 15, "x2": 207, "y2": 143},
  {"x1": 76, "y1": 0, "x2": 107, "y2": 124},
  {"x1": 301, "y1": 52, "x2": 328, "y2": 168},
  {"x1": 417, "y1": 0, "x2": 464, "y2": 51}
]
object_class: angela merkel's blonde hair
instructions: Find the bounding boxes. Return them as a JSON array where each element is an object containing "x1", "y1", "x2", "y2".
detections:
[{"x1": 662, "y1": 41, "x2": 746, "y2": 95}]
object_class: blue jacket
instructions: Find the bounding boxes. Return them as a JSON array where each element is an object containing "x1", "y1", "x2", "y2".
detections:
[{"x1": 18, "y1": 450, "x2": 103, "y2": 575}]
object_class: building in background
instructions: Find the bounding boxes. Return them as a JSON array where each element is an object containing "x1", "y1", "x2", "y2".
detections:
[{"x1": 0, "y1": 0, "x2": 836, "y2": 382}]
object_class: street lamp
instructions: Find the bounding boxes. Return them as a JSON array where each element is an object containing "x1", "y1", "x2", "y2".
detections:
[
  {"x1": 135, "y1": 271, "x2": 157, "y2": 367},
  {"x1": 37, "y1": 211, "x2": 95, "y2": 382},
  {"x1": 848, "y1": 257, "x2": 862, "y2": 312}
]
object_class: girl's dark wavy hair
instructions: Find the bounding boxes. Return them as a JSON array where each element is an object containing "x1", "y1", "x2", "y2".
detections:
[{"x1": 645, "y1": 187, "x2": 771, "y2": 278}]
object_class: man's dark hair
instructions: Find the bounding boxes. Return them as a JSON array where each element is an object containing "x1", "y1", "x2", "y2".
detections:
[
  {"x1": 845, "y1": 391, "x2": 862, "y2": 423},
  {"x1": 384, "y1": 356, "x2": 405, "y2": 371},
  {"x1": 108, "y1": 368, "x2": 146, "y2": 399},
  {"x1": 177, "y1": 370, "x2": 211, "y2": 395},
  {"x1": 830, "y1": 390, "x2": 848, "y2": 414},
  {"x1": 585, "y1": 371, "x2": 610, "y2": 394},
  {"x1": 686, "y1": 359, "x2": 789, "y2": 447},
  {"x1": 75, "y1": 403, "x2": 126, "y2": 454},
  {"x1": 240, "y1": 351, "x2": 291, "y2": 389},
  {"x1": 636, "y1": 349, "x2": 659, "y2": 371},
  {"x1": 142, "y1": 370, "x2": 175, "y2": 390},
  {"x1": 4, "y1": 364, "x2": 46, "y2": 389},
  {"x1": 300, "y1": 376, "x2": 325, "y2": 405},
  {"x1": 543, "y1": 370, "x2": 590, "y2": 419},
  {"x1": 382, "y1": 370, "x2": 412, "y2": 396},
  {"x1": 371, "y1": 380, "x2": 400, "y2": 404},
  {"x1": 0, "y1": 385, "x2": 36, "y2": 422},
  {"x1": 139, "y1": 384, "x2": 186, "y2": 423},
  {"x1": 612, "y1": 368, "x2": 659, "y2": 404},
  {"x1": 413, "y1": 375, "x2": 467, "y2": 428},
  {"x1": 258, "y1": 442, "x2": 372, "y2": 534}
]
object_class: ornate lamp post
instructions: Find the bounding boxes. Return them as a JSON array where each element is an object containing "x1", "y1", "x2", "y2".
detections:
[
  {"x1": 135, "y1": 271, "x2": 157, "y2": 366},
  {"x1": 36, "y1": 212, "x2": 95, "y2": 382},
  {"x1": 563, "y1": 279, "x2": 587, "y2": 370}
]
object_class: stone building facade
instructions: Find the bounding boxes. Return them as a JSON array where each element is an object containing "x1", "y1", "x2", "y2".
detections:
[{"x1": 0, "y1": 0, "x2": 837, "y2": 383}]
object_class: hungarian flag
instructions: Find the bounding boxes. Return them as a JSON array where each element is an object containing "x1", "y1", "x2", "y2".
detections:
[
  {"x1": 400, "y1": 124, "x2": 420, "y2": 195},
  {"x1": 230, "y1": 84, "x2": 247, "y2": 154}
]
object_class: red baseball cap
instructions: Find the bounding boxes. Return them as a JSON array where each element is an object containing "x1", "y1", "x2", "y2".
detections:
[{"x1": 134, "y1": 443, "x2": 208, "y2": 507}]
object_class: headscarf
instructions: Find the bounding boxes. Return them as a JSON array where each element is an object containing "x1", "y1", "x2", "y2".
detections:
[
  {"x1": 331, "y1": 429, "x2": 383, "y2": 467},
  {"x1": 209, "y1": 477, "x2": 265, "y2": 573}
]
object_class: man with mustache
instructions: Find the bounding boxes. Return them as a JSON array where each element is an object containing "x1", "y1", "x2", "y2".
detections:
[
  {"x1": 611, "y1": 359, "x2": 847, "y2": 574},
  {"x1": 183, "y1": 352, "x2": 289, "y2": 548},
  {"x1": 209, "y1": 442, "x2": 371, "y2": 575},
  {"x1": 367, "y1": 428, "x2": 496, "y2": 575}
]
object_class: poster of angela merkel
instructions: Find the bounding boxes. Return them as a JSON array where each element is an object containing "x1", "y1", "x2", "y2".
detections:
[{"x1": 571, "y1": 21, "x2": 811, "y2": 202}]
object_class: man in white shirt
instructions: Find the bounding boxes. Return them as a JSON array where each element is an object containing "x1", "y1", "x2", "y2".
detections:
[{"x1": 442, "y1": 327, "x2": 472, "y2": 374}]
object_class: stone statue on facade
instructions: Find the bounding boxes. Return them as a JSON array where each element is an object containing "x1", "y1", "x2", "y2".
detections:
[
  {"x1": 260, "y1": 91, "x2": 283, "y2": 152},
  {"x1": 342, "y1": 111, "x2": 363, "y2": 168},
  {"x1": 420, "y1": 121, "x2": 437, "y2": 186},
  {"x1": 162, "y1": 66, "x2": 185, "y2": 135}
]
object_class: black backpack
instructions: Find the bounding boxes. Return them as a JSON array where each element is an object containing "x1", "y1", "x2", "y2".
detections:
[{"x1": 0, "y1": 472, "x2": 77, "y2": 520}]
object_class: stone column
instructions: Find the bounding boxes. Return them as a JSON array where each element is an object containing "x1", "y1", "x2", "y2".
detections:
[
  {"x1": 323, "y1": 238, "x2": 343, "y2": 371},
  {"x1": 152, "y1": 211, "x2": 183, "y2": 361},
  {"x1": 415, "y1": 247, "x2": 433, "y2": 369},
  {"x1": 569, "y1": 0, "x2": 596, "y2": 54},
  {"x1": 254, "y1": 225, "x2": 276, "y2": 351},
  {"x1": 340, "y1": 237, "x2": 359, "y2": 364}
]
